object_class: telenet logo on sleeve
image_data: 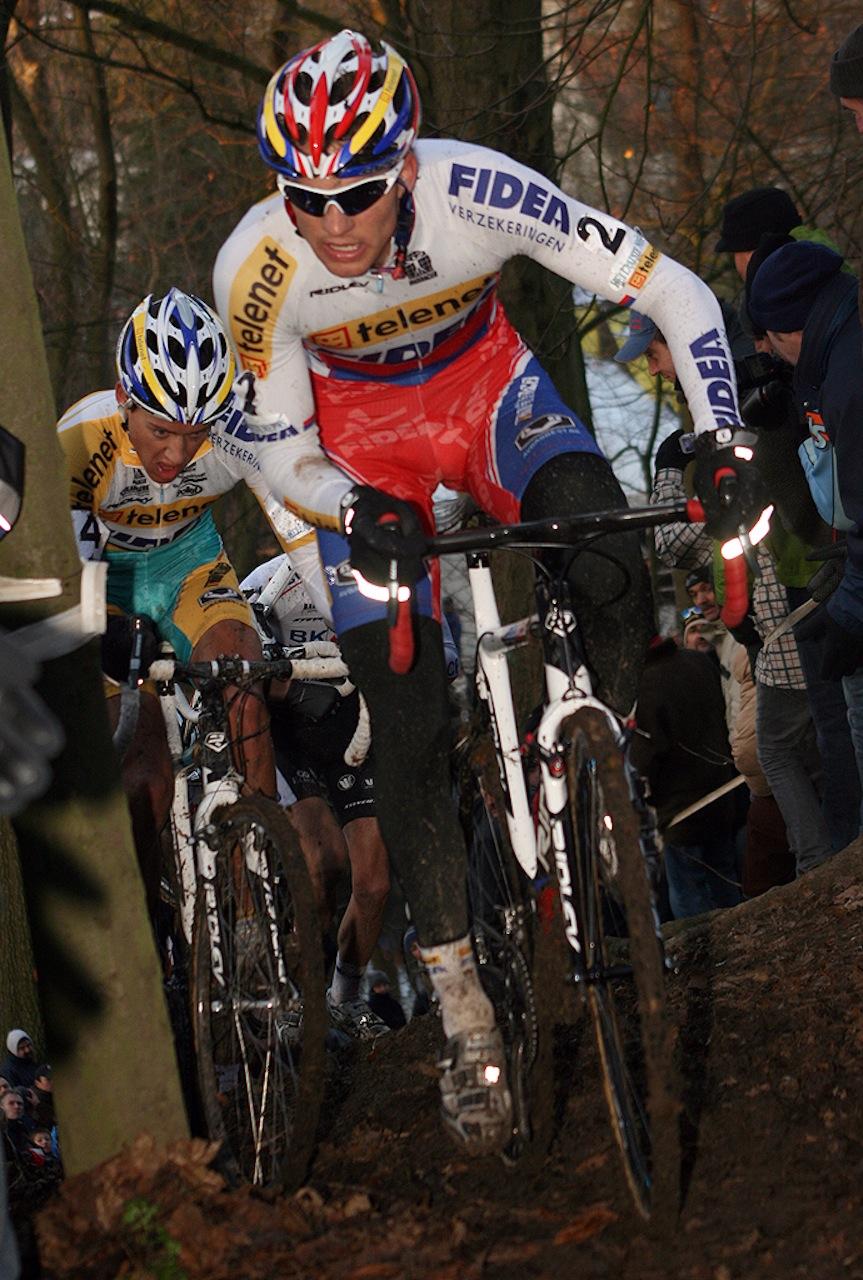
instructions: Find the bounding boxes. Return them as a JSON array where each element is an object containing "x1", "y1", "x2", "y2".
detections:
[{"x1": 228, "y1": 238, "x2": 297, "y2": 378}]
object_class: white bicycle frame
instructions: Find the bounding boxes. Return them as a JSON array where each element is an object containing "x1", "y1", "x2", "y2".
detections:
[
  {"x1": 467, "y1": 557, "x2": 623, "y2": 957},
  {"x1": 151, "y1": 646, "x2": 357, "y2": 951}
]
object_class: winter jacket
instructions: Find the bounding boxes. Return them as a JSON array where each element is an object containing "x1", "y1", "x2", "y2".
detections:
[
  {"x1": 631, "y1": 639, "x2": 738, "y2": 844},
  {"x1": 793, "y1": 272, "x2": 863, "y2": 633}
]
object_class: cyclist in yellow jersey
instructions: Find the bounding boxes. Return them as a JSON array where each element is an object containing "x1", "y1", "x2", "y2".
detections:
[{"x1": 58, "y1": 289, "x2": 320, "y2": 907}]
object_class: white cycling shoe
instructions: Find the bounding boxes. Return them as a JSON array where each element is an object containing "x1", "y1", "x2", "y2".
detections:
[
  {"x1": 437, "y1": 1026, "x2": 513, "y2": 1155},
  {"x1": 325, "y1": 990, "x2": 390, "y2": 1041}
]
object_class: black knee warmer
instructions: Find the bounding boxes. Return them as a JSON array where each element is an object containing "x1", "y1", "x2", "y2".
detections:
[
  {"x1": 339, "y1": 615, "x2": 469, "y2": 943},
  {"x1": 521, "y1": 452, "x2": 654, "y2": 711}
]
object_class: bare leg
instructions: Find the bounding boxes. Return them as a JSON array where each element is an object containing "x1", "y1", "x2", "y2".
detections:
[
  {"x1": 192, "y1": 619, "x2": 276, "y2": 799},
  {"x1": 108, "y1": 689, "x2": 174, "y2": 917},
  {"x1": 336, "y1": 816, "x2": 390, "y2": 971},
  {"x1": 288, "y1": 794, "x2": 349, "y2": 931}
]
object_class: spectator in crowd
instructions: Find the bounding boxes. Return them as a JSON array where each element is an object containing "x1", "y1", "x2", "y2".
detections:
[
  {"x1": 729, "y1": 645, "x2": 796, "y2": 896},
  {"x1": 631, "y1": 636, "x2": 743, "y2": 918},
  {"x1": 366, "y1": 970, "x2": 407, "y2": 1031},
  {"x1": 30, "y1": 1069, "x2": 53, "y2": 1130},
  {"x1": 1, "y1": 1035, "x2": 36, "y2": 1092},
  {"x1": 740, "y1": 237, "x2": 862, "y2": 851},
  {"x1": 715, "y1": 187, "x2": 803, "y2": 282},
  {"x1": 830, "y1": 23, "x2": 863, "y2": 134},
  {"x1": 616, "y1": 304, "x2": 843, "y2": 877},
  {"x1": 682, "y1": 612, "x2": 717, "y2": 655},
  {"x1": 0, "y1": 1094, "x2": 34, "y2": 1153},
  {"x1": 23, "y1": 1130, "x2": 59, "y2": 1174},
  {"x1": 683, "y1": 567, "x2": 742, "y2": 731},
  {"x1": 749, "y1": 241, "x2": 863, "y2": 804}
]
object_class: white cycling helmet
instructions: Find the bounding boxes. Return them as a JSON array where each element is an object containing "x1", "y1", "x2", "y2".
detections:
[
  {"x1": 116, "y1": 289, "x2": 236, "y2": 426},
  {"x1": 257, "y1": 29, "x2": 420, "y2": 180}
]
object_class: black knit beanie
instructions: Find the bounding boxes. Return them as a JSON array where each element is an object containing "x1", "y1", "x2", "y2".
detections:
[
  {"x1": 831, "y1": 25, "x2": 863, "y2": 98},
  {"x1": 749, "y1": 241, "x2": 844, "y2": 334},
  {"x1": 715, "y1": 187, "x2": 800, "y2": 253}
]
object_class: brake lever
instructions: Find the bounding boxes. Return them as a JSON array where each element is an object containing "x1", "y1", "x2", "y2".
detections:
[
  {"x1": 736, "y1": 524, "x2": 760, "y2": 577},
  {"x1": 387, "y1": 556, "x2": 400, "y2": 627}
]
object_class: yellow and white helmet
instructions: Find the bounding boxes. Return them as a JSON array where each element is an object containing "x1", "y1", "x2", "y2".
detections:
[{"x1": 116, "y1": 289, "x2": 236, "y2": 426}]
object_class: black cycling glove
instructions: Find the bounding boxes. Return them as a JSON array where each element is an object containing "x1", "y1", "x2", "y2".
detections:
[
  {"x1": 340, "y1": 486, "x2": 427, "y2": 590},
  {"x1": 653, "y1": 429, "x2": 692, "y2": 476},
  {"x1": 692, "y1": 428, "x2": 768, "y2": 542}
]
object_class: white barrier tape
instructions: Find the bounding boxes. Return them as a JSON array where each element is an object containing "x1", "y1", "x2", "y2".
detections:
[
  {"x1": 9, "y1": 560, "x2": 107, "y2": 660},
  {"x1": 667, "y1": 774, "x2": 746, "y2": 829},
  {"x1": 0, "y1": 574, "x2": 62, "y2": 602}
]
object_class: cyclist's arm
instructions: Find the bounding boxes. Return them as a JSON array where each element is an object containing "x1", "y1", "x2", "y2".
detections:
[
  {"x1": 213, "y1": 233, "x2": 353, "y2": 530},
  {"x1": 651, "y1": 468, "x2": 712, "y2": 570},
  {"x1": 211, "y1": 427, "x2": 335, "y2": 620},
  {"x1": 57, "y1": 396, "x2": 115, "y2": 558},
  {"x1": 444, "y1": 145, "x2": 741, "y2": 436}
]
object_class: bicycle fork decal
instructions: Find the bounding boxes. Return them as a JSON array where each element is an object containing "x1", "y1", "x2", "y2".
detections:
[
  {"x1": 201, "y1": 872, "x2": 226, "y2": 988},
  {"x1": 549, "y1": 812, "x2": 582, "y2": 956}
]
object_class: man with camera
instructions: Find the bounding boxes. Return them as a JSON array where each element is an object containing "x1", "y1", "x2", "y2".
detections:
[{"x1": 619, "y1": 306, "x2": 855, "y2": 874}]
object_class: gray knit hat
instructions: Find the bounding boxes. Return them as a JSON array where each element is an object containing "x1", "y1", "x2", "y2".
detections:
[{"x1": 830, "y1": 24, "x2": 863, "y2": 98}]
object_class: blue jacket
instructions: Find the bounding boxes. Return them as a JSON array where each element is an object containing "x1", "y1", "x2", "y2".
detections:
[{"x1": 792, "y1": 272, "x2": 863, "y2": 632}]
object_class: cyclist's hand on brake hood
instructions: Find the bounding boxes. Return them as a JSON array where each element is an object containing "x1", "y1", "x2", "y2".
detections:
[
  {"x1": 692, "y1": 427, "x2": 773, "y2": 556},
  {"x1": 341, "y1": 486, "x2": 427, "y2": 599}
]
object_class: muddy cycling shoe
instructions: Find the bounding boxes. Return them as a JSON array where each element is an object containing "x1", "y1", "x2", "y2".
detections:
[
  {"x1": 437, "y1": 1026, "x2": 513, "y2": 1155},
  {"x1": 325, "y1": 990, "x2": 390, "y2": 1041}
]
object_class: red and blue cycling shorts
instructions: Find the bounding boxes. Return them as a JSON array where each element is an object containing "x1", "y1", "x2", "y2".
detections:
[{"x1": 312, "y1": 306, "x2": 603, "y2": 637}]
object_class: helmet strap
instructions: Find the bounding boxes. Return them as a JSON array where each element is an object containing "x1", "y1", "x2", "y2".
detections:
[
  {"x1": 282, "y1": 197, "x2": 302, "y2": 236},
  {"x1": 388, "y1": 183, "x2": 415, "y2": 281}
]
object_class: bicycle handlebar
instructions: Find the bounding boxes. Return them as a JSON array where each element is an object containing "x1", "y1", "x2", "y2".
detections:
[
  {"x1": 386, "y1": 496, "x2": 750, "y2": 670},
  {"x1": 149, "y1": 649, "x2": 351, "y2": 687},
  {"x1": 423, "y1": 498, "x2": 704, "y2": 555}
]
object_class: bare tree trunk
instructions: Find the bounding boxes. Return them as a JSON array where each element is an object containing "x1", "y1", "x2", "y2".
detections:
[
  {"x1": 0, "y1": 124, "x2": 187, "y2": 1173},
  {"x1": 405, "y1": 0, "x2": 590, "y2": 423},
  {"x1": 77, "y1": 6, "x2": 117, "y2": 389},
  {"x1": 0, "y1": 819, "x2": 43, "y2": 1048}
]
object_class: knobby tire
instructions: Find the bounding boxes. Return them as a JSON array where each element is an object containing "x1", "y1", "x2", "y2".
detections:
[
  {"x1": 564, "y1": 706, "x2": 680, "y2": 1222},
  {"x1": 191, "y1": 796, "x2": 325, "y2": 1190},
  {"x1": 461, "y1": 729, "x2": 556, "y2": 1169}
]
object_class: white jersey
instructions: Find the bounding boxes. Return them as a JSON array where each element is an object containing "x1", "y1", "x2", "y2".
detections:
[
  {"x1": 214, "y1": 138, "x2": 741, "y2": 528},
  {"x1": 241, "y1": 554, "x2": 334, "y2": 648},
  {"x1": 242, "y1": 552, "x2": 460, "y2": 678}
]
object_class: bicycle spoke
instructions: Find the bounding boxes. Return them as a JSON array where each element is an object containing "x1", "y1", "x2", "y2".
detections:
[{"x1": 192, "y1": 798, "x2": 325, "y2": 1189}]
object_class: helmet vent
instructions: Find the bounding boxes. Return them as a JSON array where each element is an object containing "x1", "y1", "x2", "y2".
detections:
[{"x1": 294, "y1": 71, "x2": 313, "y2": 106}]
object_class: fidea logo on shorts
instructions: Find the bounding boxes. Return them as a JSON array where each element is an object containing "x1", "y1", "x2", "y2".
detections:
[
  {"x1": 689, "y1": 328, "x2": 738, "y2": 426},
  {"x1": 448, "y1": 164, "x2": 571, "y2": 233},
  {"x1": 228, "y1": 237, "x2": 297, "y2": 378}
]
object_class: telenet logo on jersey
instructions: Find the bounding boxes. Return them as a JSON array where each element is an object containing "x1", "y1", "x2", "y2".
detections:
[
  {"x1": 309, "y1": 274, "x2": 495, "y2": 351},
  {"x1": 229, "y1": 238, "x2": 297, "y2": 378}
]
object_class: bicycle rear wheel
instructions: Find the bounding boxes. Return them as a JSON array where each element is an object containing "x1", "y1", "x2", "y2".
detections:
[
  {"x1": 191, "y1": 797, "x2": 325, "y2": 1190},
  {"x1": 564, "y1": 706, "x2": 679, "y2": 1220}
]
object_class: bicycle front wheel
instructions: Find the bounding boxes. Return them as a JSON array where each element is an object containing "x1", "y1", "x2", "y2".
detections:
[
  {"x1": 461, "y1": 731, "x2": 556, "y2": 1167},
  {"x1": 191, "y1": 797, "x2": 325, "y2": 1190},
  {"x1": 565, "y1": 706, "x2": 679, "y2": 1220}
]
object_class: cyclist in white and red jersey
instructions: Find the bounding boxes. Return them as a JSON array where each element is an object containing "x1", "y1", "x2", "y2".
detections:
[
  {"x1": 213, "y1": 29, "x2": 766, "y2": 1154},
  {"x1": 58, "y1": 289, "x2": 319, "y2": 907}
]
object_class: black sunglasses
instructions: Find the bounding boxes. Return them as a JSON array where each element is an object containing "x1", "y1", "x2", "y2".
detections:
[{"x1": 277, "y1": 167, "x2": 400, "y2": 218}]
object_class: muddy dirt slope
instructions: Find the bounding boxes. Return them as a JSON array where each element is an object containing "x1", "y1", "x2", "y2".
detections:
[{"x1": 38, "y1": 839, "x2": 863, "y2": 1279}]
